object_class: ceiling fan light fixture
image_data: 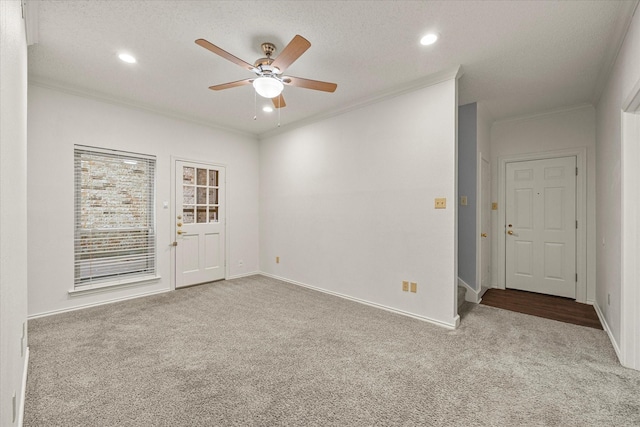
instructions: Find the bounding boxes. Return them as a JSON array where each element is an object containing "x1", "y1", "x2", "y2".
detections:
[
  {"x1": 420, "y1": 33, "x2": 439, "y2": 46},
  {"x1": 118, "y1": 53, "x2": 137, "y2": 63},
  {"x1": 253, "y1": 76, "x2": 284, "y2": 98}
]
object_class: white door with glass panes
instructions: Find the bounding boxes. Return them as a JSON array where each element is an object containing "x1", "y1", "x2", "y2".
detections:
[
  {"x1": 175, "y1": 161, "x2": 225, "y2": 288},
  {"x1": 505, "y1": 157, "x2": 576, "y2": 298}
]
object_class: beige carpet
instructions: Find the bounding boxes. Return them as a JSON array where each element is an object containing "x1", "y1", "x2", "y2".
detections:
[{"x1": 24, "y1": 275, "x2": 640, "y2": 426}]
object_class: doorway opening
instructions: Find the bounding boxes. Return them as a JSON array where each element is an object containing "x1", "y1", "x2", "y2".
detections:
[{"x1": 621, "y1": 79, "x2": 640, "y2": 370}]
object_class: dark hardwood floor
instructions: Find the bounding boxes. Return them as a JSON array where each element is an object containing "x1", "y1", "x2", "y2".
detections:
[{"x1": 480, "y1": 288, "x2": 603, "y2": 330}]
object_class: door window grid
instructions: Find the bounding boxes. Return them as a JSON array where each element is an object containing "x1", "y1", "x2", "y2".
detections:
[{"x1": 182, "y1": 167, "x2": 219, "y2": 224}]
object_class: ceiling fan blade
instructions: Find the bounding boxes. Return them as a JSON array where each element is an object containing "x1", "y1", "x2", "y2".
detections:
[
  {"x1": 272, "y1": 94, "x2": 286, "y2": 108},
  {"x1": 208, "y1": 79, "x2": 253, "y2": 91},
  {"x1": 195, "y1": 39, "x2": 255, "y2": 71},
  {"x1": 271, "y1": 35, "x2": 311, "y2": 73},
  {"x1": 283, "y1": 76, "x2": 337, "y2": 93}
]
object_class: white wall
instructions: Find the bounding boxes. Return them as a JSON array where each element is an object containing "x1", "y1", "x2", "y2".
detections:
[
  {"x1": 0, "y1": 1, "x2": 29, "y2": 424},
  {"x1": 491, "y1": 105, "x2": 597, "y2": 300},
  {"x1": 27, "y1": 85, "x2": 260, "y2": 316},
  {"x1": 477, "y1": 103, "x2": 493, "y2": 288},
  {"x1": 477, "y1": 103, "x2": 492, "y2": 162},
  {"x1": 259, "y1": 77, "x2": 460, "y2": 327},
  {"x1": 596, "y1": 6, "x2": 640, "y2": 349}
]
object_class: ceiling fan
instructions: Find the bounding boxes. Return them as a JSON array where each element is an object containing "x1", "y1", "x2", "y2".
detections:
[{"x1": 195, "y1": 35, "x2": 337, "y2": 109}]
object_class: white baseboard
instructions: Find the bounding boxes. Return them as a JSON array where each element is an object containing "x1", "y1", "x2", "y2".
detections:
[
  {"x1": 457, "y1": 277, "x2": 484, "y2": 303},
  {"x1": 261, "y1": 272, "x2": 459, "y2": 329},
  {"x1": 28, "y1": 289, "x2": 171, "y2": 320},
  {"x1": 19, "y1": 346, "x2": 29, "y2": 427},
  {"x1": 29, "y1": 271, "x2": 460, "y2": 327},
  {"x1": 593, "y1": 302, "x2": 623, "y2": 364},
  {"x1": 227, "y1": 271, "x2": 261, "y2": 280}
]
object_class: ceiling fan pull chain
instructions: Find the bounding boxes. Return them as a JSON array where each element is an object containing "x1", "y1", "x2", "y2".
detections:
[
  {"x1": 253, "y1": 90, "x2": 257, "y2": 121},
  {"x1": 278, "y1": 96, "x2": 281, "y2": 127}
]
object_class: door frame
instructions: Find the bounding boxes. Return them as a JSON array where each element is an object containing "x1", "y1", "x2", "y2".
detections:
[
  {"x1": 497, "y1": 147, "x2": 587, "y2": 302},
  {"x1": 621, "y1": 77, "x2": 640, "y2": 370},
  {"x1": 170, "y1": 156, "x2": 229, "y2": 291},
  {"x1": 474, "y1": 154, "x2": 490, "y2": 298}
]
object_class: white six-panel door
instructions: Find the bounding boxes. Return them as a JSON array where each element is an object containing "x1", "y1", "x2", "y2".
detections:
[
  {"x1": 175, "y1": 161, "x2": 225, "y2": 288},
  {"x1": 505, "y1": 157, "x2": 576, "y2": 298}
]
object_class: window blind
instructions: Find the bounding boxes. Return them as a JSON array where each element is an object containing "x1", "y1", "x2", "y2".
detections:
[{"x1": 74, "y1": 146, "x2": 156, "y2": 288}]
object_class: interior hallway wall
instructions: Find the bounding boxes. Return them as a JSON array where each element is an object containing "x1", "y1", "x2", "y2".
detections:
[
  {"x1": 490, "y1": 105, "x2": 597, "y2": 302},
  {"x1": 595, "y1": 4, "x2": 640, "y2": 350},
  {"x1": 0, "y1": 1, "x2": 29, "y2": 424},
  {"x1": 458, "y1": 103, "x2": 477, "y2": 290},
  {"x1": 476, "y1": 103, "x2": 493, "y2": 289},
  {"x1": 260, "y1": 76, "x2": 460, "y2": 327}
]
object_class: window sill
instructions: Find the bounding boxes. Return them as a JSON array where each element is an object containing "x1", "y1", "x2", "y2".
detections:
[{"x1": 69, "y1": 275, "x2": 162, "y2": 296}]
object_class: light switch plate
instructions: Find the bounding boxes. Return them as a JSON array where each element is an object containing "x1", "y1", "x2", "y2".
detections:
[
  {"x1": 492, "y1": 202, "x2": 498, "y2": 210},
  {"x1": 402, "y1": 281, "x2": 409, "y2": 292},
  {"x1": 460, "y1": 196, "x2": 467, "y2": 206},
  {"x1": 435, "y1": 198, "x2": 446, "y2": 209},
  {"x1": 410, "y1": 282, "x2": 417, "y2": 293}
]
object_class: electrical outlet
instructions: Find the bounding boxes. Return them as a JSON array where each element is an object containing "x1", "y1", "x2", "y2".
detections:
[
  {"x1": 410, "y1": 282, "x2": 417, "y2": 293},
  {"x1": 435, "y1": 198, "x2": 446, "y2": 209},
  {"x1": 460, "y1": 196, "x2": 467, "y2": 206},
  {"x1": 276, "y1": 256, "x2": 280, "y2": 264},
  {"x1": 402, "y1": 281, "x2": 409, "y2": 292},
  {"x1": 238, "y1": 260, "x2": 244, "y2": 267}
]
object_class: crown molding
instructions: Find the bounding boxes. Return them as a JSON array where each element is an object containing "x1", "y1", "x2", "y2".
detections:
[
  {"x1": 29, "y1": 65, "x2": 463, "y2": 141},
  {"x1": 591, "y1": 0, "x2": 639, "y2": 105},
  {"x1": 22, "y1": 0, "x2": 38, "y2": 45},
  {"x1": 28, "y1": 77, "x2": 257, "y2": 139},
  {"x1": 493, "y1": 103, "x2": 594, "y2": 126},
  {"x1": 623, "y1": 77, "x2": 640, "y2": 112},
  {"x1": 259, "y1": 65, "x2": 463, "y2": 140}
]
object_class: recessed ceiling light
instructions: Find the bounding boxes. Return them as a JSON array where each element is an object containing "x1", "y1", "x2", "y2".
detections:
[
  {"x1": 420, "y1": 33, "x2": 439, "y2": 46},
  {"x1": 118, "y1": 53, "x2": 137, "y2": 64},
  {"x1": 262, "y1": 106, "x2": 274, "y2": 113}
]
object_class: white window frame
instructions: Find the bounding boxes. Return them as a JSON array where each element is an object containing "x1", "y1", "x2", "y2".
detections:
[{"x1": 72, "y1": 145, "x2": 159, "y2": 293}]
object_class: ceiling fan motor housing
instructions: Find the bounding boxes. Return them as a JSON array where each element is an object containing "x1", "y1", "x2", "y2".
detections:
[
  {"x1": 254, "y1": 42, "x2": 278, "y2": 71},
  {"x1": 261, "y1": 42, "x2": 276, "y2": 57}
]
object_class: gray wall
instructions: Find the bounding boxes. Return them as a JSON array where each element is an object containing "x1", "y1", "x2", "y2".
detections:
[{"x1": 458, "y1": 103, "x2": 477, "y2": 289}]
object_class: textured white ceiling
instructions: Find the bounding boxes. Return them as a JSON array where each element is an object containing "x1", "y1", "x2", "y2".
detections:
[{"x1": 27, "y1": 0, "x2": 636, "y2": 136}]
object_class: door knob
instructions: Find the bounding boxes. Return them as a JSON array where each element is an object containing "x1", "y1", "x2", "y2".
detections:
[
  {"x1": 177, "y1": 230, "x2": 185, "y2": 235},
  {"x1": 177, "y1": 222, "x2": 183, "y2": 227},
  {"x1": 481, "y1": 233, "x2": 487, "y2": 237},
  {"x1": 507, "y1": 230, "x2": 514, "y2": 235}
]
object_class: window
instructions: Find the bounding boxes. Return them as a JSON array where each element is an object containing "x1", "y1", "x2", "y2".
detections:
[{"x1": 74, "y1": 146, "x2": 156, "y2": 289}]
